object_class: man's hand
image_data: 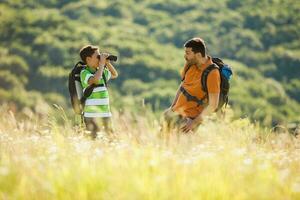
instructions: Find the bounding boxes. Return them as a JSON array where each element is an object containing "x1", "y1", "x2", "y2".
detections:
[
  {"x1": 163, "y1": 107, "x2": 173, "y2": 117},
  {"x1": 181, "y1": 118, "x2": 197, "y2": 133},
  {"x1": 163, "y1": 107, "x2": 177, "y2": 121}
]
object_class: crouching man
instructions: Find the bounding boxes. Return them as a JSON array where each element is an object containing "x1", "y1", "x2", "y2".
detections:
[{"x1": 163, "y1": 38, "x2": 220, "y2": 133}]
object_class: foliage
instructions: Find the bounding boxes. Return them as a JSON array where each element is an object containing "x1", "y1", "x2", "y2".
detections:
[{"x1": 0, "y1": 0, "x2": 299, "y2": 126}]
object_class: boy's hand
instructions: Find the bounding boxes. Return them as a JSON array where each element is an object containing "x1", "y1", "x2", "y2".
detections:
[{"x1": 99, "y1": 53, "x2": 108, "y2": 67}]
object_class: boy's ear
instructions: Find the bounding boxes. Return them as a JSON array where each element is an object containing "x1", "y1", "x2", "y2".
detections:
[{"x1": 86, "y1": 56, "x2": 91, "y2": 63}]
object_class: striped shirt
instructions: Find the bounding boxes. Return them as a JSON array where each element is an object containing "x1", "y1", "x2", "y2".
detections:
[{"x1": 80, "y1": 66, "x2": 112, "y2": 118}]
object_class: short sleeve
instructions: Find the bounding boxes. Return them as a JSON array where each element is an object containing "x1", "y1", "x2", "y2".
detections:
[
  {"x1": 103, "y1": 68, "x2": 111, "y2": 81},
  {"x1": 80, "y1": 69, "x2": 93, "y2": 88},
  {"x1": 207, "y1": 69, "x2": 220, "y2": 93}
]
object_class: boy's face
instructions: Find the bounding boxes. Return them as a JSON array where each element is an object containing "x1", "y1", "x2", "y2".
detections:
[{"x1": 86, "y1": 49, "x2": 100, "y2": 68}]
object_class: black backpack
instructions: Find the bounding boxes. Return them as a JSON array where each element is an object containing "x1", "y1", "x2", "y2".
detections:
[
  {"x1": 68, "y1": 61, "x2": 107, "y2": 115},
  {"x1": 202, "y1": 57, "x2": 232, "y2": 111},
  {"x1": 180, "y1": 57, "x2": 233, "y2": 111}
]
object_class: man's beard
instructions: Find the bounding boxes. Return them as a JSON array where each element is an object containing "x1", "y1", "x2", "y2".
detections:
[{"x1": 186, "y1": 58, "x2": 197, "y2": 66}]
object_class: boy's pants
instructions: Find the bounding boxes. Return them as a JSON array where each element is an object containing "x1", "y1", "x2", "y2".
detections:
[{"x1": 84, "y1": 117, "x2": 113, "y2": 139}]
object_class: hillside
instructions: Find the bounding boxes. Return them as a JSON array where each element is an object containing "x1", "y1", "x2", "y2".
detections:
[{"x1": 0, "y1": 0, "x2": 299, "y2": 126}]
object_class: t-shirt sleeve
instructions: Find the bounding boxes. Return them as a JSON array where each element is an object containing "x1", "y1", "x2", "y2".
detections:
[
  {"x1": 207, "y1": 69, "x2": 221, "y2": 93},
  {"x1": 80, "y1": 70, "x2": 93, "y2": 88},
  {"x1": 103, "y1": 68, "x2": 111, "y2": 82}
]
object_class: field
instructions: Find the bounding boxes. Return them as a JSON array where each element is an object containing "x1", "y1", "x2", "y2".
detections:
[
  {"x1": 0, "y1": 106, "x2": 299, "y2": 200},
  {"x1": 1, "y1": 0, "x2": 300, "y2": 199}
]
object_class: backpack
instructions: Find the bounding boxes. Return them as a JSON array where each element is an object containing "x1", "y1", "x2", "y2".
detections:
[
  {"x1": 202, "y1": 57, "x2": 232, "y2": 111},
  {"x1": 180, "y1": 57, "x2": 232, "y2": 111},
  {"x1": 68, "y1": 61, "x2": 107, "y2": 115}
]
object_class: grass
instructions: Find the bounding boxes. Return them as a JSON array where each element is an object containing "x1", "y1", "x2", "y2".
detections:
[{"x1": 0, "y1": 106, "x2": 299, "y2": 200}]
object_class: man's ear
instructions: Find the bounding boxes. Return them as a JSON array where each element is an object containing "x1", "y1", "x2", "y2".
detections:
[{"x1": 195, "y1": 52, "x2": 202, "y2": 59}]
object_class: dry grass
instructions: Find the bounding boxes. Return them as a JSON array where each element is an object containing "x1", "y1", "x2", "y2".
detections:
[{"x1": 0, "y1": 106, "x2": 299, "y2": 200}]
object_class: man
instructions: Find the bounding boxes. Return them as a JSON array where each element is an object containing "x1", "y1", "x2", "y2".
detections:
[
  {"x1": 163, "y1": 38, "x2": 220, "y2": 133},
  {"x1": 79, "y1": 45, "x2": 118, "y2": 139}
]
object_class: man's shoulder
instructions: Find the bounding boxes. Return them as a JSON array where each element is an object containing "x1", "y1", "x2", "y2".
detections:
[
  {"x1": 206, "y1": 67, "x2": 221, "y2": 83},
  {"x1": 207, "y1": 66, "x2": 220, "y2": 76},
  {"x1": 184, "y1": 64, "x2": 199, "y2": 74}
]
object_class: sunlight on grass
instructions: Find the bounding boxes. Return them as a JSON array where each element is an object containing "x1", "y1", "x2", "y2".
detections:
[{"x1": 0, "y1": 106, "x2": 299, "y2": 199}]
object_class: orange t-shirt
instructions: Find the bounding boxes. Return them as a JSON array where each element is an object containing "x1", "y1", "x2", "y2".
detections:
[{"x1": 172, "y1": 56, "x2": 220, "y2": 118}]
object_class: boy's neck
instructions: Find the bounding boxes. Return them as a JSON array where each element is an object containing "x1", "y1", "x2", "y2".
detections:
[{"x1": 87, "y1": 65, "x2": 97, "y2": 72}]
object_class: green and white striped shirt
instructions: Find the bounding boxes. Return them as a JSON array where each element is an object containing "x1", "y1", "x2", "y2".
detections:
[{"x1": 80, "y1": 66, "x2": 112, "y2": 118}]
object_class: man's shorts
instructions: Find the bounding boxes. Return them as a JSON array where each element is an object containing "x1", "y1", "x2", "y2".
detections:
[{"x1": 162, "y1": 110, "x2": 188, "y2": 131}]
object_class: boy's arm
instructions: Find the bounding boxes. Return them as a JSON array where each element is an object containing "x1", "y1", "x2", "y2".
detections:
[
  {"x1": 88, "y1": 54, "x2": 107, "y2": 85},
  {"x1": 105, "y1": 61, "x2": 118, "y2": 79},
  {"x1": 88, "y1": 65, "x2": 105, "y2": 85}
]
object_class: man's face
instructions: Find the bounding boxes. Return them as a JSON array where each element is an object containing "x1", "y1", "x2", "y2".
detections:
[
  {"x1": 86, "y1": 50, "x2": 100, "y2": 68},
  {"x1": 184, "y1": 47, "x2": 197, "y2": 66}
]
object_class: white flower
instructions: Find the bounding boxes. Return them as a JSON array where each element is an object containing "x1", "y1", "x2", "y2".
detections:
[
  {"x1": 292, "y1": 182, "x2": 300, "y2": 193},
  {"x1": 0, "y1": 166, "x2": 9, "y2": 176},
  {"x1": 243, "y1": 158, "x2": 253, "y2": 165}
]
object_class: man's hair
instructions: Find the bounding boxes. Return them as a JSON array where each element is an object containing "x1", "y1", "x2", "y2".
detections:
[
  {"x1": 184, "y1": 38, "x2": 206, "y2": 57},
  {"x1": 79, "y1": 45, "x2": 98, "y2": 64}
]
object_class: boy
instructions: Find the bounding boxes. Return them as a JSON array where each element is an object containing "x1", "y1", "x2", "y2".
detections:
[{"x1": 79, "y1": 45, "x2": 118, "y2": 139}]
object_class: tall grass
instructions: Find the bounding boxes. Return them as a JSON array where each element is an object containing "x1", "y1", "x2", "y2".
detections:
[{"x1": 0, "y1": 105, "x2": 299, "y2": 200}]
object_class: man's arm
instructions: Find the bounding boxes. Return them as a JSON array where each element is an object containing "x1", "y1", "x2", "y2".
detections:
[
  {"x1": 105, "y1": 61, "x2": 118, "y2": 79},
  {"x1": 171, "y1": 82, "x2": 182, "y2": 108},
  {"x1": 194, "y1": 93, "x2": 219, "y2": 124},
  {"x1": 163, "y1": 82, "x2": 182, "y2": 118},
  {"x1": 181, "y1": 92, "x2": 219, "y2": 133}
]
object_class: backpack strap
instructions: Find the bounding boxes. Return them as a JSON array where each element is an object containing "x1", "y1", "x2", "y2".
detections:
[
  {"x1": 76, "y1": 61, "x2": 85, "y2": 66},
  {"x1": 179, "y1": 86, "x2": 207, "y2": 106},
  {"x1": 201, "y1": 64, "x2": 219, "y2": 93},
  {"x1": 73, "y1": 61, "x2": 86, "y2": 81},
  {"x1": 80, "y1": 66, "x2": 108, "y2": 104},
  {"x1": 179, "y1": 64, "x2": 218, "y2": 106},
  {"x1": 211, "y1": 57, "x2": 224, "y2": 67},
  {"x1": 102, "y1": 67, "x2": 108, "y2": 87}
]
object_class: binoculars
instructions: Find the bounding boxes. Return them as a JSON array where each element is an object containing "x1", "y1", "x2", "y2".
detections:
[{"x1": 97, "y1": 54, "x2": 118, "y2": 62}]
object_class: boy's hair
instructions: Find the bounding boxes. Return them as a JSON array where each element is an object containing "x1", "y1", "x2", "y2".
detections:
[
  {"x1": 184, "y1": 38, "x2": 206, "y2": 57},
  {"x1": 79, "y1": 45, "x2": 98, "y2": 64}
]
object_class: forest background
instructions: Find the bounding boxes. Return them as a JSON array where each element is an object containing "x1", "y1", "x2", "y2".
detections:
[{"x1": 0, "y1": 0, "x2": 299, "y2": 127}]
